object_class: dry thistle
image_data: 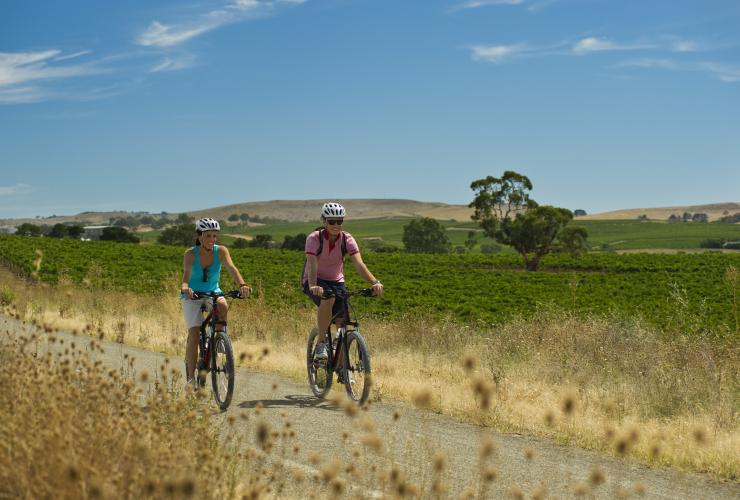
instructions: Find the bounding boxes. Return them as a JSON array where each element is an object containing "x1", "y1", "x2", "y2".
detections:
[
  {"x1": 139, "y1": 370, "x2": 149, "y2": 383},
  {"x1": 479, "y1": 436, "x2": 497, "y2": 460},
  {"x1": 692, "y1": 425, "x2": 708, "y2": 446},
  {"x1": 508, "y1": 484, "x2": 524, "y2": 499},
  {"x1": 482, "y1": 466, "x2": 497, "y2": 482},
  {"x1": 523, "y1": 448, "x2": 534, "y2": 461},
  {"x1": 589, "y1": 467, "x2": 605, "y2": 486},
  {"x1": 360, "y1": 433, "x2": 383, "y2": 452},
  {"x1": 634, "y1": 481, "x2": 647, "y2": 496},
  {"x1": 411, "y1": 387, "x2": 432, "y2": 409},
  {"x1": 462, "y1": 353, "x2": 478, "y2": 374},
  {"x1": 531, "y1": 484, "x2": 548, "y2": 500},
  {"x1": 560, "y1": 390, "x2": 577, "y2": 416},
  {"x1": 432, "y1": 452, "x2": 447, "y2": 473},
  {"x1": 543, "y1": 410, "x2": 555, "y2": 428},
  {"x1": 573, "y1": 481, "x2": 591, "y2": 496}
]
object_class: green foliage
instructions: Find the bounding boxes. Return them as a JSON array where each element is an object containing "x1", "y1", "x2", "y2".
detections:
[
  {"x1": 281, "y1": 233, "x2": 306, "y2": 251},
  {"x1": 228, "y1": 214, "x2": 239, "y2": 222},
  {"x1": 0, "y1": 286, "x2": 14, "y2": 306},
  {"x1": 402, "y1": 217, "x2": 450, "y2": 253},
  {"x1": 157, "y1": 224, "x2": 194, "y2": 246},
  {"x1": 3, "y1": 235, "x2": 739, "y2": 334},
  {"x1": 469, "y1": 171, "x2": 577, "y2": 270},
  {"x1": 249, "y1": 234, "x2": 274, "y2": 249},
  {"x1": 175, "y1": 213, "x2": 194, "y2": 224},
  {"x1": 100, "y1": 227, "x2": 140, "y2": 243},
  {"x1": 15, "y1": 223, "x2": 41, "y2": 237},
  {"x1": 556, "y1": 226, "x2": 589, "y2": 255},
  {"x1": 48, "y1": 223, "x2": 69, "y2": 238}
]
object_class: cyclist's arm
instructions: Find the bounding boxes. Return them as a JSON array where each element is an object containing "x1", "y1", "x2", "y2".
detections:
[
  {"x1": 181, "y1": 249, "x2": 195, "y2": 299},
  {"x1": 349, "y1": 253, "x2": 384, "y2": 296},
  {"x1": 306, "y1": 254, "x2": 323, "y2": 296},
  {"x1": 219, "y1": 246, "x2": 252, "y2": 297}
]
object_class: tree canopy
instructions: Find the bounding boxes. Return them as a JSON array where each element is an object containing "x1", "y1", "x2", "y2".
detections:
[
  {"x1": 402, "y1": 217, "x2": 450, "y2": 253},
  {"x1": 470, "y1": 171, "x2": 581, "y2": 270}
]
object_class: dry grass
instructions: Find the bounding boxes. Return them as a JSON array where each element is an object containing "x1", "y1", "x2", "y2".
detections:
[{"x1": 2, "y1": 265, "x2": 738, "y2": 481}]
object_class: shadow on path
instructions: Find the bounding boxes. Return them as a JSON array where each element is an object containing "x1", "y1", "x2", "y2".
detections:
[{"x1": 237, "y1": 394, "x2": 340, "y2": 411}]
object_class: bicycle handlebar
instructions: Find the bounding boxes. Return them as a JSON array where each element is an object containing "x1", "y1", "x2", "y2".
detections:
[
  {"x1": 190, "y1": 290, "x2": 246, "y2": 300},
  {"x1": 321, "y1": 287, "x2": 376, "y2": 300}
]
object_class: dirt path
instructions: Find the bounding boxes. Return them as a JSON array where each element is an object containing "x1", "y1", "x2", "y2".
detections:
[{"x1": 3, "y1": 315, "x2": 737, "y2": 499}]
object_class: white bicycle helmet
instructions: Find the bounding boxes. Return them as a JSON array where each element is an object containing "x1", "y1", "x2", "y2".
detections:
[
  {"x1": 195, "y1": 217, "x2": 220, "y2": 232},
  {"x1": 321, "y1": 202, "x2": 346, "y2": 218}
]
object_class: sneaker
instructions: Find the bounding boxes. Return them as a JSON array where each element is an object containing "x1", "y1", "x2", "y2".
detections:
[
  {"x1": 313, "y1": 342, "x2": 328, "y2": 362},
  {"x1": 186, "y1": 378, "x2": 198, "y2": 391}
]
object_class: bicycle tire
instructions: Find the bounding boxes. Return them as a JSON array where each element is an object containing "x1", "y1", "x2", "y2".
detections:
[
  {"x1": 211, "y1": 330, "x2": 235, "y2": 410},
  {"x1": 344, "y1": 330, "x2": 371, "y2": 404},
  {"x1": 307, "y1": 327, "x2": 333, "y2": 399}
]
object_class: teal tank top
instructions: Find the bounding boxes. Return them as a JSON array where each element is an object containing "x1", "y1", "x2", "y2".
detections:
[{"x1": 188, "y1": 245, "x2": 222, "y2": 293}]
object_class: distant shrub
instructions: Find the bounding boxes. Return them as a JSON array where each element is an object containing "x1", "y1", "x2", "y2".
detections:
[
  {"x1": 480, "y1": 244, "x2": 502, "y2": 254},
  {"x1": 700, "y1": 238, "x2": 725, "y2": 249}
]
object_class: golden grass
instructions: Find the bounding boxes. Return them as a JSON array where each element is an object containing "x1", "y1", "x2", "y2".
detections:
[{"x1": 2, "y1": 265, "x2": 738, "y2": 481}]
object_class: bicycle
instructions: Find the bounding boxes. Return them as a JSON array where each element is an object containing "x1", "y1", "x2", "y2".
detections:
[
  {"x1": 307, "y1": 287, "x2": 375, "y2": 405},
  {"x1": 189, "y1": 290, "x2": 245, "y2": 410}
]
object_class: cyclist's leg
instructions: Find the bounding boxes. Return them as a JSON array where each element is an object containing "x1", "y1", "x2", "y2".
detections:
[
  {"x1": 317, "y1": 298, "x2": 334, "y2": 342},
  {"x1": 215, "y1": 296, "x2": 228, "y2": 332},
  {"x1": 185, "y1": 326, "x2": 200, "y2": 380}
]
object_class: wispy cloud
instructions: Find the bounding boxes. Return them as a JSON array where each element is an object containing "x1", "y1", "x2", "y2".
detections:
[
  {"x1": 0, "y1": 50, "x2": 110, "y2": 104},
  {"x1": 469, "y1": 44, "x2": 529, "y2": 63},
  {"x1": 614, "y1": 58, "x2": 740, "y2": 83},
  {"x1": 453, "y1": 0, "x2": 524, "y2": 10},
  {"x1": 136, "y1": 0, "x2": 305, "y2": 48},
  {"x1": 151, "y1": 54, "x2": 197, "y2": 73},
  {"x1": 0, "y1": 184, "x2": 32, "y2": 196},
  {"x1": 572, "y1": 37, "x2": 657, "y2": 54}
]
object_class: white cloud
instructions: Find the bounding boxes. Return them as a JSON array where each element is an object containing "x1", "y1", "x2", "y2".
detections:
[
  {"x1": 136, "y1": 0, "x2": 305, "y2": 48},
  {"x1": 0, "y1": 184, "x2": 32, "y2": 196},
  {"x1": 573, "y1": 37, "x2": 656, "y2": 54},
  {"x1": 54, "y1": 50, "x2": 93, "y2": 62},
  {"x1": 702, "y1": 62, "x2": 740, "y2": 83},
  {"x1": 151, "y1": 55, "x2": 197, "y2": 72},
  {"x1": 456, "y1": 0, "x2": 524, "y2": 9},
  {"x1": 469, "y1": 44, "x2": 528, "y2": 63}
]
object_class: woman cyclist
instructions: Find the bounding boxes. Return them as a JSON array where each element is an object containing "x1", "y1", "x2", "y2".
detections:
[
  {"x1": 302, "y1": 202, "x2": 384, "y2": 363},
  {"x1": 180, "y1": 217, "x2": 252, "y2": 386}
]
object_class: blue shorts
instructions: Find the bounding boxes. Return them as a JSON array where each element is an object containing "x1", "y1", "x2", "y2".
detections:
[{"x1": 303, "y1": 279, "x2": 347, "y2": 317}]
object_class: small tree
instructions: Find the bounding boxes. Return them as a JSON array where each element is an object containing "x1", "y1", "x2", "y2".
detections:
[
  {"x1": 282, "y1": 233, "x2": 307, "y2": 251},
  {"x1": 470, "y1": 171, "x2": 577, "y2": 270},
  {"x1": 158, "y1": 224, "x2": 195, "y2": 246},
  {"x1": 464, "y1": 231, "x2": 478, "y2": 252},
  {"x1": 175, "y1": 213, "x2": 194, "y2": 225},
  {"x1": 100, "y1": 227, "x2": 140, "y2": 243},
  {"x1": 15, "y1": 223, "x2": 41, "y2": 237},
  {"x1": 556, "y1": 226, "x2": 589, "y2": 255},
  {"x1": 67, "y1": 225, "x2": 85, "y2": 239},
  {"x1": 249, "y1": 234, "x2": 273, "y2": 249},
  {"x1": 48, "y1": 223, "x2": 68, "y2": 238},
  {"x1": 228, "y1": 214, "x2": 239, "y2": 222},
  {"x1": 402, "y1": 218, "x2": 450, "y2": 253}
]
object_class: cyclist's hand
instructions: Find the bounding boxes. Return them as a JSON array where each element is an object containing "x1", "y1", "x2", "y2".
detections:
[
  {"x1": 309, "y1": 285, "x2": 323, "y2": 297},
  {"x1": 372, "y1": 281, "x2": 384, "y2": 297},
  {"x1": 239, "y1": 284, "x2": 252, "y2": 298},
  {"x1": 182, "y1": 287, "x2": 194, "y2": 299}
]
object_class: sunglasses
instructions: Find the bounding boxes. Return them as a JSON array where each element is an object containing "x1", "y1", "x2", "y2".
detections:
[
  {"x1": 202, "y1": 267, "x2": 209, "y2": 282},
  {"x1": 326, "y1": 219, "x2": 344, "y2": 226}
]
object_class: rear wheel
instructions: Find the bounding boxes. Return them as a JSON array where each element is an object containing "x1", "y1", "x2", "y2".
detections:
[
  {"x1": 344, "y1": 331, "x2": 371, "y2": 404},
  {"x1": 211, "y1": 330, "x2": 235, "y2": 410},
  {"x1": 307, "y1": 327, "x2": 333, "y2": 399}
]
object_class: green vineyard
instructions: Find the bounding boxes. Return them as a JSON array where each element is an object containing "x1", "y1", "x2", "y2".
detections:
[{"x1": 1, "y1": 234, "x2": 738, "y2": 333}]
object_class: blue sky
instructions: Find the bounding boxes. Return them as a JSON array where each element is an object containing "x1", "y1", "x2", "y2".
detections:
[{"x1": 1, "y1": 0, "x2": 739, "y2": 219}]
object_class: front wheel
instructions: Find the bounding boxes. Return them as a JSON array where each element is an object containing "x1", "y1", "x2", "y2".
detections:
[
  {"x1": 344, "y1": 331, "x2": 371, "y2": 405},
  {"x1": 307, "y1": 327, "x2": 333, "y2": 399},
  {"x1": 211, "y1": 330, "x2": 235, "y2": 410}
]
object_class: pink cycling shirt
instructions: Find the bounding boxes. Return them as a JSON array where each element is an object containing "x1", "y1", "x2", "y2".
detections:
[{"x1": 303, "y1": 229, "x2": 360, "y2": 283}]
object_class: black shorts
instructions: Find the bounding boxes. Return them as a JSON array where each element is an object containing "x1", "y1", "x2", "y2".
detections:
[{"x1": 302, "y1": 279, "x2": 347, "y2": 317}]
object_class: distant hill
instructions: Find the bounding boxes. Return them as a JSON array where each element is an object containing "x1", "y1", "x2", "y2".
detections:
[
  {"x1": 2, "y1": 200, "x2": 738, "y2": 226},
  {"x1": 0, "y1": 200, "x2": 474, "y2": 225},
  {"x1": 578, "y1": 202, "x2": 740, "y2": 222}
]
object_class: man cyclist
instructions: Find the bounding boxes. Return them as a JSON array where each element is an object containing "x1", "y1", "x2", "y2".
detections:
[
  {"x1": 302, "y1": 202, "x2": 384, "y2": 363},
  {"x1": 180, "y1": 217, "x2": 252, "y2": 387}
]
